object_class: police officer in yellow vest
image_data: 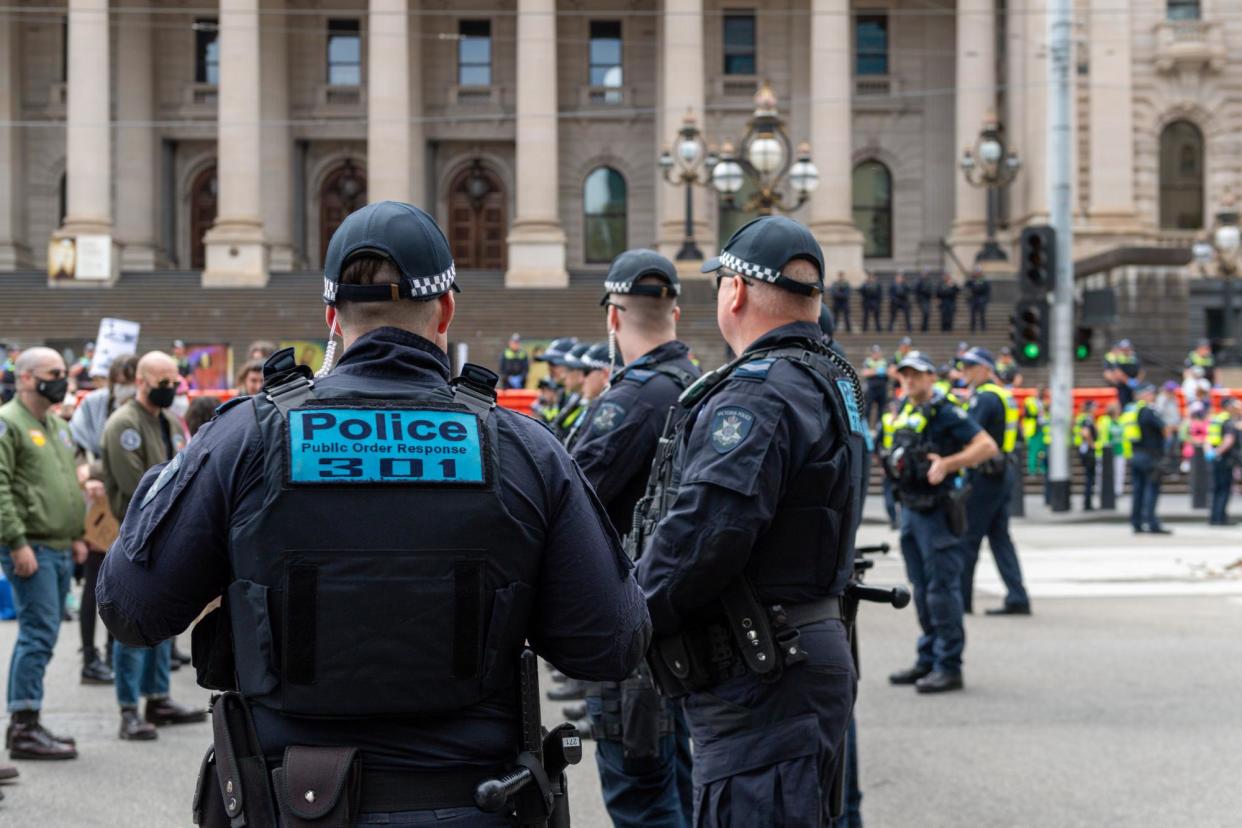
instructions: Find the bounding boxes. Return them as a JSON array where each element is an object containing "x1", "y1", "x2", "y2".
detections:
[
  {"x1": 880, "y1": 398, "x2": 900, "y2": 529},
  {"x1": 1185, "y1": 339, "x2": 1216, "y2": 387},
  {"x1": 1207, "y1": 397, "x2": 1239, "y2": 525},
  {"x1": 1021, "y1": 387, "x2": 1050, "y2": 477},
  {"x1": 1097, "y1": 402, "x2": 1126, "y2": 499},
  {"x1": 1122, "y1": 384, "x2": 1171, "y2": 534},
  {"x1": 957, "y1": 348, "x2": 1030, "y2": 615},
  {"x1": 1075, "y1": 400, "x2": 1099, "y2": 511}
]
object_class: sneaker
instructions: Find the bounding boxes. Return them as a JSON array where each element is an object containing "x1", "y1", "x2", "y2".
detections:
[{"x1": 81, "y1": 658, "x2": 114, "y2": 686}]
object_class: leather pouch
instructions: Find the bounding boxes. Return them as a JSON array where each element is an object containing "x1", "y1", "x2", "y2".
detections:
[
  {"x1": 192, "y1": 746, "x2": 230, "y2": 828},
  {"x1": 271, "y1": 746, "x2": 361, "y2": 828}
]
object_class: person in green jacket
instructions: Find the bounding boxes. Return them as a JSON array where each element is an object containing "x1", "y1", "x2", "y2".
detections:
[{"x1": 0, "y1": 346, "x2": 88, "y2": 762}]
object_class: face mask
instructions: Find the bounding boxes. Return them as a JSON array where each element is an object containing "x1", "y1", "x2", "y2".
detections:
[
  {"x1": 171, "y1": 394, "x2": 190, "y2": 419},
  {"x1": 112, "y1": 384, "x2": 137, "y2": 404},
  {"x1": 147, "y1": 385, "x2": 177, "y2": 409},
  {"x1": 36, "y1": 377, "x2": 69, "y2": 404}
]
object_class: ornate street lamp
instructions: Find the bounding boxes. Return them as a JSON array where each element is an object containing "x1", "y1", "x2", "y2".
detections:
[
  {"x1": 709, "y1": 82, "x2": 819, "y2": 214},
  {"x1": 960, "y1": 111, "x2": 1021, "y2": 262},
  {"x1": 1193, "y1": 191, "x2": 1240, "y2": 363},
  {"x1": 659, "y1": 112, "x2": 718, "y2": 260}
]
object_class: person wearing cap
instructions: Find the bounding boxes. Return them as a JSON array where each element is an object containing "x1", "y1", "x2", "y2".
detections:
[
  {"x1": 859, "y1": 270, "x2": 883, "y2": 332},
  {"x1": 957, "y1": 348, "x2": 1030, "y2": 616},
  {"x1": 966, "y1": 267, "x2": 991, "y2": 332},
  {"x1": 1185, "y1": 339, "x2": 1216, "y2": 386},
  {"x1": 862, "y1": 344, "x2": 889, "y2": 428},
  {"x1": 570, "y1": 249, "x2": 699, "y2": 828},
  {"x1": 636, "y1": 216, "x2": 867, "y2": 825},
  {"x1": 1103, "y1": 339, "x2": 1142, "y2": 407},
  {"x1": 888, "y1": 271, "x2": 912, "y2": 332},
  {"x1": 936, "y1": 272, "x2": 960, "y2": 332},
  {"x1": 1075, "y1": 399, "x2": 1099, "y2": 511},
  {"x1": 1122, "y1": 383, "x2": 1172, "y2": 534},
  {"x1": 550, "y1": 342, "x2": 593, "y2": 442},
  {"x1": 994, "y1": 346, "x2": 1020, "y2": 387},
  {"x1": 562, "y1": 343, "x2": 614, "y2": 451},
  {"x1": 830, "y1": 271, "x2": 852, "y2": 333},
  {"x1": 98, "y1": 201, "x2": 650, "y2": 825},
  {"x1": 1206, "y1": 397, "x2": 1239, "y2": 526},
  {"x1": 534, "y1": 336, "x2": 578, "y2": 408},
  {"x1": 886, "y1": 351, "x2": 997, "y2": 693},
  {"x1": 498, "y1": 333, "x2": 529, "y2": 390},
  {"x1": 532, "y1": 376, "x2": 560, "y2": 422}
]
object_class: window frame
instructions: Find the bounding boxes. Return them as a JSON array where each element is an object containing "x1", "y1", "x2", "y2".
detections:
[
  {"x1": 194, "y1": 17, "x2": 220, "y2": 86},
  {"x1": 583, "y1": 167, "x2": 628, "y2": 264},
  {"x1": 1158, "y1": 120, "x2": 1205, "y2": 231},
  {"x1": 855, "y1": 13, "x2": 889, "y2": 77},
  {"x1": 457, "y1": 19, "x2": 493, "y2": 88},
  {"x1": 722, "y1": 12, "x2": 757, "y2": 76},
  {"x1": 326, "y1": 19, "x2": 362, "y2": 87},
  {"x1": 588, "y1": 20, "x2": 623, "y2": 104},
  {"x1": 1166, "y1": 0, "x2": 1201, "y2": 21},
  {"x1": 852, "y1": 160, "x2": 894, "y2": 259}
]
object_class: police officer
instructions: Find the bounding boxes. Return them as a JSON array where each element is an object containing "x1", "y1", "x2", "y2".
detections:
[
  {"x1": 563, "y1": 342, "x2": 614, "y2": 451},
  {"x1": 915, "y1": 270, "x2": 935, "y2": 332},
  {"x1": 879, "y1": 398, "x2": 900, "y2": 530},
  {"x1": 1104, "y1": 339, "x2": 1142, "y2": 407},
  {"x1": 1186, "y1": 339, "x2": 1216, "y2": 387},
  {"x1": 637, "y1": 216, "x2": 867, "y2": 825},
  {"x1": 830, "y1": 272, "x2": 852, "y2": 334},
  {"x1": 534, "y1": 335, "x2": 578, "y2": 412},
  {"x1": 498, "y1": 333, "x2": 529, "y2": 390},
  {"x1": 1124, "y1": 383, "x2": 1171, "y2": 535},
  {"x1": 888, "y1": 272, "x2": 912, "y2": 332},
  {"x1": 862, "y1": 345, "x2": 888, "y2": 428},
  {"x1": 860, "y1": 270, "x2": 882, "y2": 332},
  {"x1": 886, "y1": 352, "x2": 997, "y2": 693},
  {"x1": 1076, "y1": 399, "x2": 1099, "y2": 511},
  {"x1": 96, "y1": 201, "x2": 650, "y2": 826},
  {"x1": 936, "y1": 273, "x2": 960, "y2": 332},
  {"x1": 1207, "y1": 397, "x2": 1238, "y2": 526},
  {"x1": 966, "y1": 268, "x2": 991, "y2": 332},
  {"x1": 551, "y1": 343, "x2": 592, "y2": 441},
  {"x1": 957, "y1": 348, "x2": 1030, "y2": 616},
  {"x1": 570, "y1": 249, "x2": 699, "y2": 828}
]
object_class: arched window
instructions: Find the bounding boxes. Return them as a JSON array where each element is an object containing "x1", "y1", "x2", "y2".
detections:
[
  {"x1": 189, "y1": 164, "x2": 217, "y2": 270},
  {"x1": 1159, "y1": 120, "x2": 1203, "y2": 230},
  {"x1": 318, "y1": 160, "x2": 367, "y2": 265},
  {"x1": 448, "y1": 161, "x2": 507, "y2": 269},
  {"x1": 583, "y1": 167, "x2": 626, "y2": 263},
  {"x1": 852, "y1": 160, "x2": 892, "y2": 258}
]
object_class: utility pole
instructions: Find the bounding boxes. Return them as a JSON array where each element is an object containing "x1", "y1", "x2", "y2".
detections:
[{"x1": 1047, "y1": 0, "x2": 1074, "y2": 512}]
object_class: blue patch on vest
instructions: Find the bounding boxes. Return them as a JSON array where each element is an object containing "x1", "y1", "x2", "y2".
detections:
[
  {"x1": 622, "y1": 368, "x2": 658, "y2": 384},
  {"x1": 288, "y1": 408, "x2": 485, "y2": 485},
  {"x1": 733, "y1": 358, "x2": 775, "y2": 381},
  {"x1": 836, "y1": 379, "x2": 872, "y2": 452},
  {"x1": 709, "y1": 406, "x2": 755, "y2": 454}
]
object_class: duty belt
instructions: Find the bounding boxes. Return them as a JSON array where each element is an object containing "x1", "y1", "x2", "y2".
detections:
[{"x1": 781, "y1": 596, "x2": 845, "y2": 628}]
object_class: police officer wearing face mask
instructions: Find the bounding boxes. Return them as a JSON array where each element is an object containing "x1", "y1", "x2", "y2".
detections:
[
  {"x1": 885, "y1": 353, "x2": 997, "y2": 694},
  {"x1": 97, "y1": 201, "x2": 650, "y2": 826},
  {"x1": 637, "y1": 216, "x2": 868, "y2": 826},
  {"x1": 570, "y1": 250, "x2": 700, "y2": 828}
]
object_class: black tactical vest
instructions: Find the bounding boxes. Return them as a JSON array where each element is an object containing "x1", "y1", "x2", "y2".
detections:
[{"x1": 224, "y1": 374, "x2": 541, "y2": 719}]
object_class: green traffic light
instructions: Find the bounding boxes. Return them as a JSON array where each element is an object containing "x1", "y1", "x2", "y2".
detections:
[
  {"x1": 1023, "y1": 343, "x2": 1041, "y2": 360},
  {"x1": 1075, "y1": 345, "x2": 1089, "y2": 360}
]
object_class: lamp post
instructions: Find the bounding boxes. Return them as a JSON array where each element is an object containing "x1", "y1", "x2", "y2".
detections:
[
  {"x1": 960, "y1": 111, "x2": 1021, "y2": 262},
  {"x1": 1195, "y1": 191, "x2": 1240, "y2": 364},
  {"x1": 659, "y1": 112, "x2": 718, "y2": 261},
  {"x1": 708, "y1": 82, "x2": 819, "y2": 214}
]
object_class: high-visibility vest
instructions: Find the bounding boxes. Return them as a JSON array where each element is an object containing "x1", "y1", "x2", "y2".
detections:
[
  {"x1": 1118, "y1": 402, "x2": 1146, "y2": 459},
  {"x1": 1093, "y1": 414, "x2": 1114, "y2": 457},
  {"x1": 1022, "y1": 397, "x2": 1040, "y2": 441},
  {"x1": 1188, "y1": 351, "x2": 1214, "y2": 369},
  {"x1": 1073, "y1": 412, "x2": 1094, "y2": 449},
  {"x1": 1207, "y1": 411, "x2": 1231, "y2": 448},
  {"x1": 976, "y1": 382, "x2": 1018, "y2": 454},
  {"x1": 881, "y1": 411, "x2": 897, "y2": 451}
]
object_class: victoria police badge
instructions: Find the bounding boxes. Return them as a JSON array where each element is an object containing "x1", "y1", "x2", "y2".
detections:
[{"x1": 709, "y1": 406, "x2": 754, "y2": 454}]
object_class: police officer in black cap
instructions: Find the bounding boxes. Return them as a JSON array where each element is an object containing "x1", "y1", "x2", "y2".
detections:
[
  {"x1": 96, "y1": 201, "x2": 650, "y2": 826},
  {"x1": 636, "y1": 216, "x2": 868, "y2": 826},
  {"x1": 533, "y1": 336, "x2": 579, "y2": 420},
  {"x1": 570, "y1": 249, "x2": 699, "y2": 828}
]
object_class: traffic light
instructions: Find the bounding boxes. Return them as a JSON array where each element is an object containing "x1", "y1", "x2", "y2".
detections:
[
  {"x1": 1018, "y1": 225, "x2": 1055, "y2": 295},
  {"x1": 1074, "y1": 327, "x2": 1093, "y2": 361},
  {"x1": 1011, "y1": 299, "x2": 1049, "y2": 365}
]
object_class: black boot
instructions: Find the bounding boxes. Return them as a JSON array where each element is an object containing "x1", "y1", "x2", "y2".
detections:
[
  {"x1": 8, "y1": 711, "x2": 78, "y2": 760},
  {"x1": 119, "y1": 708, "x2": 158, "y2": 741},
  {"x1": 144, "y1": 697, "x2": 207, "y2": 726}
]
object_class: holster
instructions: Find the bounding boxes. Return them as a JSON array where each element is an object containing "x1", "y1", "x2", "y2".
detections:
[
  {"x1": 192, "y1": 602, "x2": 238, "y2": 692},
  {"x1": 194, "y1": 692, "x2": 277, "y2": 828},
  {"x1": 946, "y1": 483, "x2": 971, "y2": 536},
  {"x1": 271, "y1": 746, "x2": 362, "y2": 828}
]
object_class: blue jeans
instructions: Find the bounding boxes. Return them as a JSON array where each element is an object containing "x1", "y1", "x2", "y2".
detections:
[
  {"x1": 962, "y1": 467, "x2": 1028, "y2": 611},
  {"x1": 113, "y1": 639, "x2": 172, "y2": 707},
  {"x1": 1210, "y1": 461, "x2": 1234, "y2": 524},
  {"x1": 1129, "y1": 453, "x2": 1163, "y2": 531},
  {"x1": 591, "y1": 709, "x2": 693, "y2": 828},
  {"x1": 900, "y1": 508, "x2": 966, "y2": 674},
  {"x1": 0, "y1": 545, "x2": 72, "y2": 712}
]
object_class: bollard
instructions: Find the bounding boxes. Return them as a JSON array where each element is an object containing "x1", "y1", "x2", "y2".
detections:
[
  {"x1": 1191, "y1": 446, "x2": 1209, "y2": 510},
  {"x1": 1099, "y1": 447, "x2": 1116, "y2": 511}
]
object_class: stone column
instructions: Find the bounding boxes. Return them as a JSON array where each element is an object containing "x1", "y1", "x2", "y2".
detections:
[
  {"x1": 262, "y1": 0, "x2": 294, "y2": 270},
  {"x1": 656, "y1": 0, "x2": 708, "y2": 265},
  {"x1": 115, "y1": 0, "x2": 159, "y2": 270},
  {"x1": 1087, "y1": 0, "x2": 1136, "y2": 227},
  {"x1": 950, "y1": 0, "x2": 995, "y2": 250},
  {"x1": 505, "y1": 0, "x2": 567, "y2": 287},
  {"x1": 807, "y1": 0, "x2": 863, "y2": 281},
  {"x1": 0, "y1": 12, "x2": 28, "y2": 268},
  {"x1": 1013, "y1": 0, "x2": 1048, "y2": 226},
  {"x1": 367, "y1": 0, "x2": 411, "y2": 203},
  {"x1": 203, "y1": 0, "x2": 267, "y2": 286},
  {"x1": 57, "y1": 0, "x2": 115, "y2": 276}
]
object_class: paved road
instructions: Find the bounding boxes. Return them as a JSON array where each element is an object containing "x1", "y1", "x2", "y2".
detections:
[{"x1": 1, "y1": 513, "x2": 1240, "y2": 826}]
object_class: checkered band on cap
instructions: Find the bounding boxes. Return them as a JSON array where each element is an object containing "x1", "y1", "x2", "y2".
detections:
[
  {"x1": 604, "y1": 279, "x2": 633, "y2": 295},
  {"x1": 718, "y1": 251, "x2": 779, "y2": 285},
  {"x1": 323, "y1": 277, "x2": 338, "y2": 303},
  {"x1": 409, "y1": 264, "x2": 456, "y2": 297}
]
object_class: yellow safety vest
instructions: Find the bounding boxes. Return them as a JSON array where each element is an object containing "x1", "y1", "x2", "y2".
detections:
[
  {"x1": 892, "y1": 400, "x2": 929, "y2": 435},
  {"x1": 1118, "y1": 402, "x2": 1145, "y2": 459},
  {"x1": 881, "y1": 411, "x2": 897, "y2": 451},
  {"x1": 1188, "y1": 351, "x2": 1214, "y2": 369},
  {"x1": 1073, "y1": 412, "x2": 1095, "y2": 449},
  {"x1": 1022, "y1": 397, "x2": 1039, "y2": 440},
  {"x1": 1207, "y1": 411, "x2": 1231, "y2": 448},
  {"x1": 976, "y1": 382, "x2": 1018, "y2": 454}
]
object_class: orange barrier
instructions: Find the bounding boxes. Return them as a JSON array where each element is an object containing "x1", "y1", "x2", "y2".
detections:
[
  {"x1": 1011, "y1": 386, "x2": 1239, "y2": 416},
  {"x1": 497, "y1": 389, "x2": 539, "y2": 416}
]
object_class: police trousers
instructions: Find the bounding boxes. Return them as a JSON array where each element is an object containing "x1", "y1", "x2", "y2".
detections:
[
  {"x1": 680, "y1": 619, "x2": 855, "y2": 828},
  {"x1": 900, "y1": 508, "x2": 966, "y2": 674},
  {"x1": 961, "y1": 467, "x2": 1028, "y2": 612}
]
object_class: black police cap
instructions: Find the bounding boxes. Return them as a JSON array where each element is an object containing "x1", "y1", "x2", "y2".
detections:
[
  {"x1": 580, "y1": 342, "x2": 613, "y2": 372},
  {"x1": 600, "y1": 249, "x2": 680, "y2": 306},
  {"x1": 535, "y1": 337, "x2": 578, "y2": 365},
  {"x1": 702, "y1": 215, "x2": 826, "y2": 297},
  {"x1": 322, "y1": 201, "x2": 459, "y2": 305},
  {"x1": 562, "y1": 343, "x2": 593, "y2": 371}
]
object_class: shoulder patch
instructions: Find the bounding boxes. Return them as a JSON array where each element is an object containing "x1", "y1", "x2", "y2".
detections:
[
  {"x1": 28, "y1": 429, "x2": 46, "y2": 447},
  {"x1": 140, "y1": 453, "x2": 182, "y2": 509},
  {"x1": 621, "y1": 369, "x2": 657, "y2": 385},
  {"x1": 733, "y1": 358, "x2": 775, "y2": 381},
  {"x1": 590, "y1": 401, "x2": 627, "y2": 434},
  {"x1": 120, "y1": 428, "x2": 142, "y2": 452},
  {"x1": 709, "y1": 406, "x2": 755, "y2": 454}
]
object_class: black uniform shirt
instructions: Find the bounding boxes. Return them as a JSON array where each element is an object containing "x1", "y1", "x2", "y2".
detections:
[
  {"x1": 968, "y1": 388, "x2": 1006, "y2": 449},
  {"x1": 571, "y1": 341, "x2": 700, "y2": 537},
  {"x1": 899, "y1": 393, "x2": 981, "y2": 499},
  {"x1": 636, "y1": 322, "x2": 858, "y2": 636},
  {"x1": 889, "y1": 282, "x2": 910, "y2": 307},
  {"x1": 831, "y1": 282, "x2": 851, "y2": 304},
  {"x1": 1136, "y1": 405, "x2": 1165, "y2": 454},
  {"x1": 97, "y1": 327, "x2": 649, "y2": 770},
  {"x1": 859, "y1": 282, "x2": 882, "y2": 306}
]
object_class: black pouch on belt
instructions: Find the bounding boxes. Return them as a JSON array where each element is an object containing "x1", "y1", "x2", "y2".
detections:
[
  {"x1": 945, "y1": 483, "x2": 971, "y2": 537},
  {"x1": 271, "y1": 746, "x2": 362, "y2": 828},
  {"x1": 619, "y1": 667, "x2": 661, "y2": 760}
]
